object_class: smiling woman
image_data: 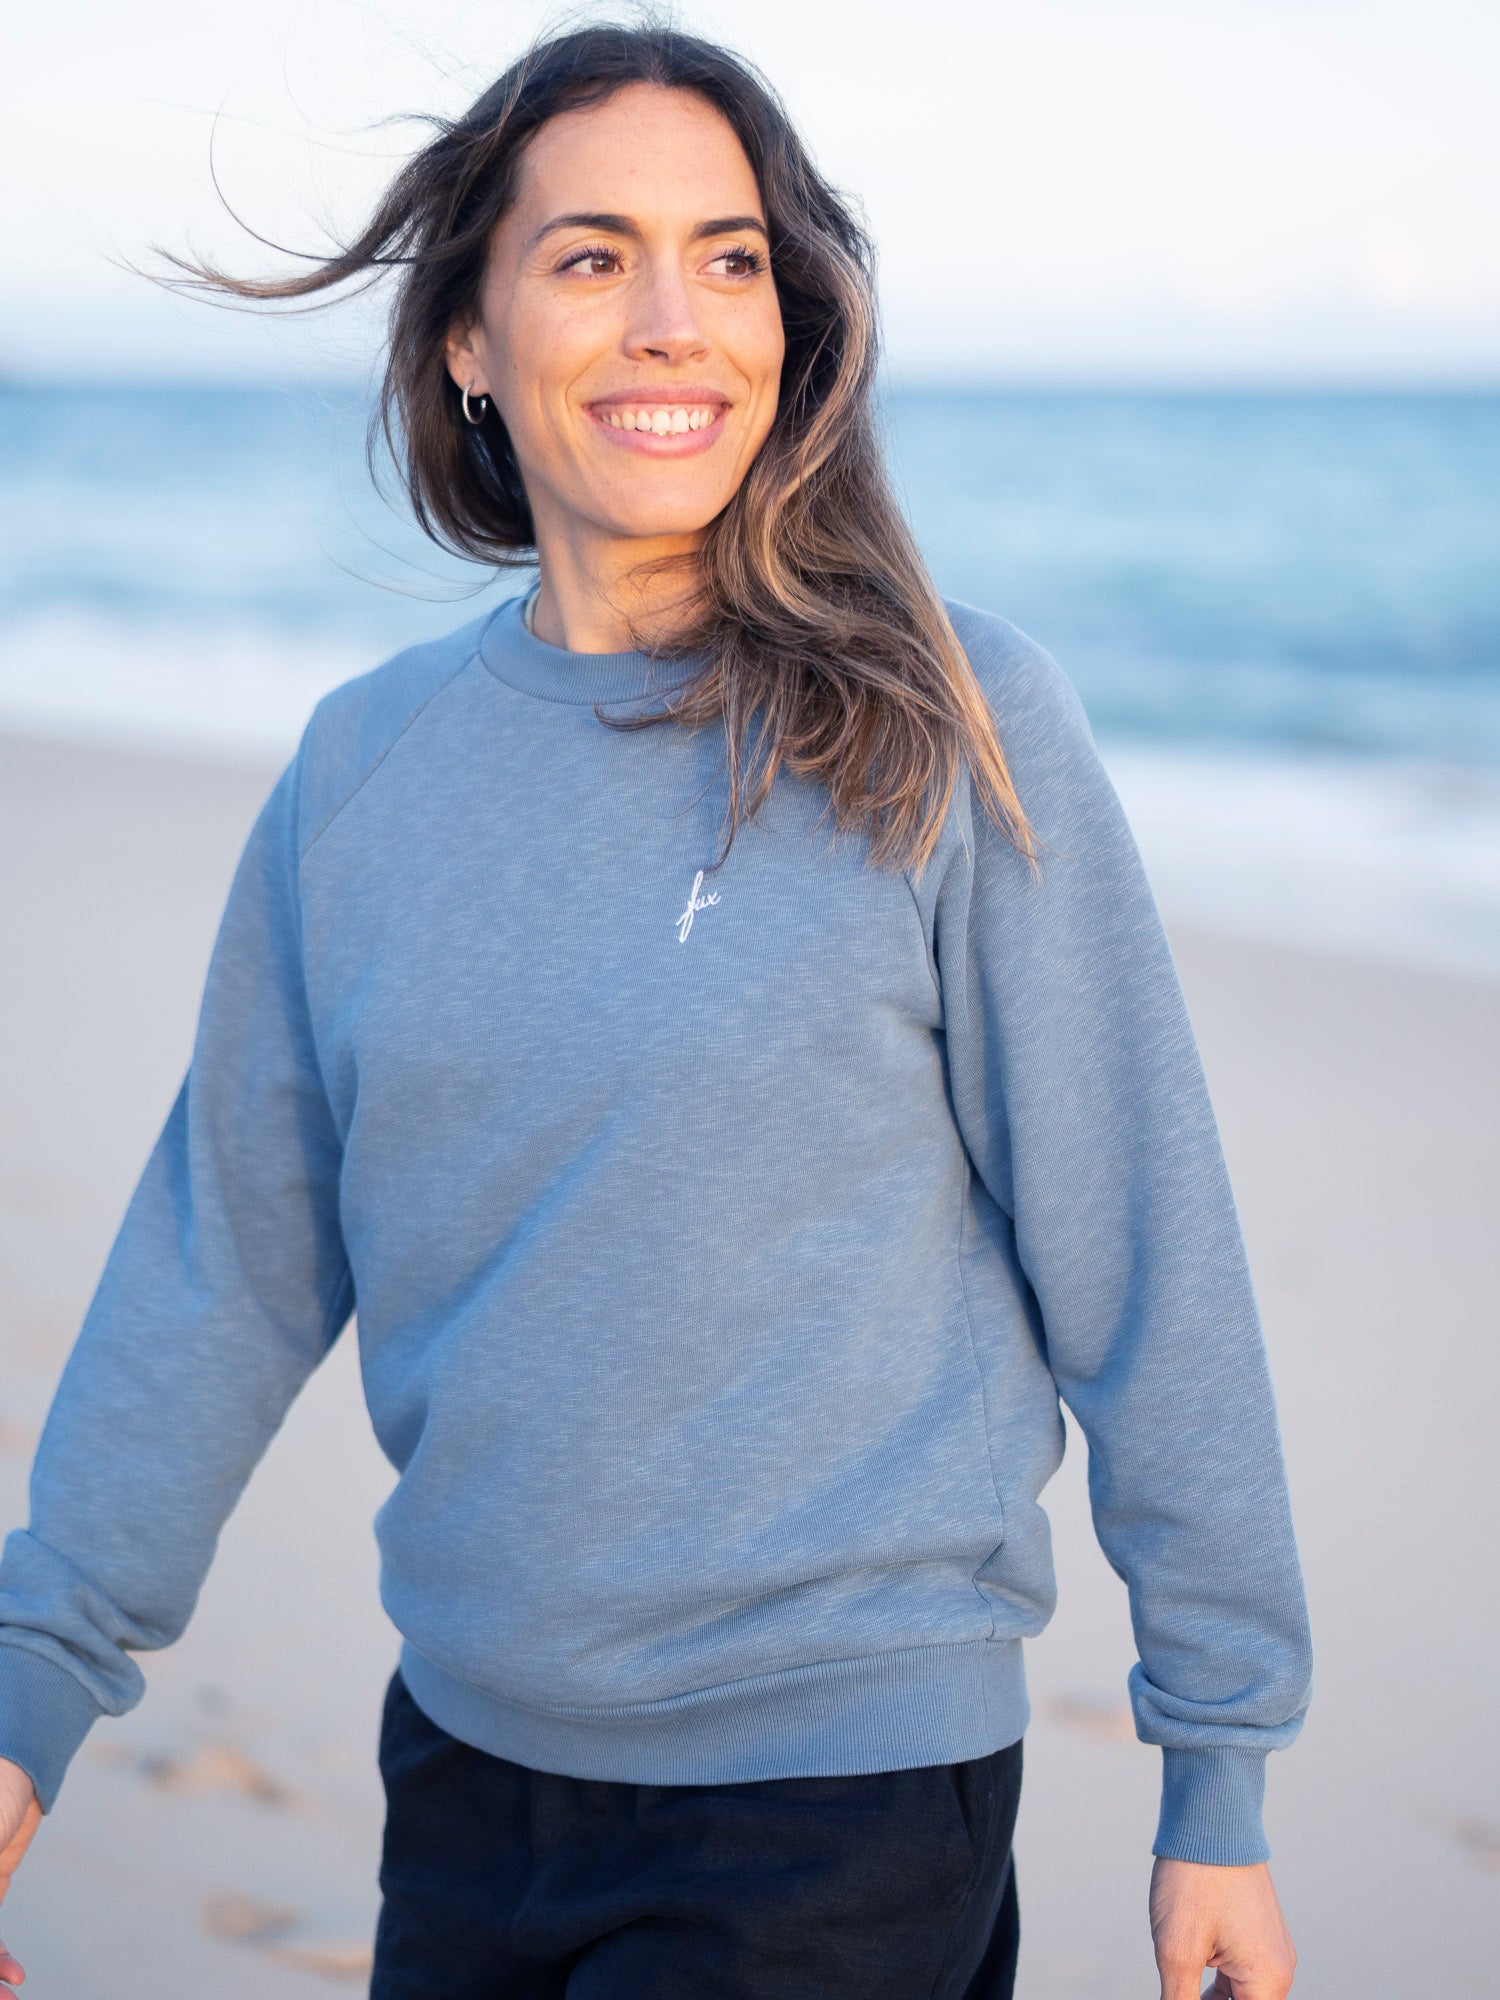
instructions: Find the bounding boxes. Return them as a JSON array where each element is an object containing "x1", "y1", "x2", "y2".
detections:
[
  {"x1": 0, "y1": 18, "x2": 1310, "y2": 2000},
  {"x1": 443, "y1": 84, "x2": 788, "y2": 644},
  {"x1": 135, "y1": 21, "x2": 1039, "y2": 875}
]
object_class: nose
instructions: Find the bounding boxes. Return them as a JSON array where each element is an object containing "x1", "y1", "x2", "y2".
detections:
[{"x1": 622, "y1": 255, "x2": 711, "y2": 367}]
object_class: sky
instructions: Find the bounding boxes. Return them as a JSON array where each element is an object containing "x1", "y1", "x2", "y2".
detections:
[{"x1": 4, "y1": 0, "x2": 1498, "y2": 384}]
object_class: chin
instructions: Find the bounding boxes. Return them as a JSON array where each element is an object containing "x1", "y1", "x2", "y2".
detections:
[{"x1": 600, "y1": 494, "x2": 733, "y2": 543}]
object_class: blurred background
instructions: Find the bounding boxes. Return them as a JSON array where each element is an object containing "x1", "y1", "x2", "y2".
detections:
[{"x1": 1, "y1": 2, "x2": 1497, "y2": 1995}]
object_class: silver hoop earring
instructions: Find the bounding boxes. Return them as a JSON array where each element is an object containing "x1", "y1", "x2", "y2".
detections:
[{"x1": 461, "y1": 384, "x2": 490, "y2": 426}]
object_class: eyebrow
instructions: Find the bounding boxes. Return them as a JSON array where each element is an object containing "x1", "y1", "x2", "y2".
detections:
[{"x1": 527, "y1": 211, "x2": 769, "y2": 250}]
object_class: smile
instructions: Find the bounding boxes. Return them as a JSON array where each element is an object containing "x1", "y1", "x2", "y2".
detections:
[
  {"x1": 587, "y1": 396, "x2": 730, "y2": 457},
  {"x1": 600, "y1": 405, "x2": 720, "y2": 433}
]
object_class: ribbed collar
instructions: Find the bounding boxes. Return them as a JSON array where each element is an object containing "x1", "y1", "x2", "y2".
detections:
[{"x1": 478, "y1": 592, "x2": 706, "y2": 707}]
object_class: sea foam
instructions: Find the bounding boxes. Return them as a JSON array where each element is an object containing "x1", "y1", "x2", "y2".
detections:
[{"x1": 4, "y1": 609, "x2": 1498, "y2": 984}]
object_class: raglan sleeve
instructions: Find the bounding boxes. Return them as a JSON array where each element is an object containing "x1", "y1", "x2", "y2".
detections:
[
  {"x1": 930, "y1": 617, "x2": 1313, "y2": 1867},
  {"x1": 0, "y1": 724, "x2": 355, "y2": 1812}
]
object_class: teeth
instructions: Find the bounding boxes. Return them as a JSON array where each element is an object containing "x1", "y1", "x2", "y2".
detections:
[{"x1": 600, "y1": 406, "x2": 719, "y2": 434}]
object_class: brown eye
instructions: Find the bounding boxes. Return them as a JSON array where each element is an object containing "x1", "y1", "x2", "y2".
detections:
[
  {"x1": 560, "y1": 245, "x2": 624, "y2": 277},
  {"x1": 707, "y1": 246, "x2": 766, "y2": 278}
]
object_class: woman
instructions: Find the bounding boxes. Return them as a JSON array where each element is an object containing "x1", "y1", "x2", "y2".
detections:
[{"x1": 0, "y1": 23, "x2": 1311, "y2": 1999}]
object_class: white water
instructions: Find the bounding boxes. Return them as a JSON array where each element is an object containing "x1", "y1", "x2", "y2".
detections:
[{"x1": 5, "y1": 608, "x2": 1499, "y2": 984}]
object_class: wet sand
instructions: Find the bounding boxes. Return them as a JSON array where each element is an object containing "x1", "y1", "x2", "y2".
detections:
[{"x1": 2, "y1": 729, "x2": 1496, "y2": 1996}]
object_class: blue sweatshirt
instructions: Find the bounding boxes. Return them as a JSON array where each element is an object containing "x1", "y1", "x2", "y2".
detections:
[{"x1": 0, "y1": 595, "x2": 1312, "y2": 1864}]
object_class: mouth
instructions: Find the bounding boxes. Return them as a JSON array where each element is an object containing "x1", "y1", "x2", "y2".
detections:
[{"x1": 586, "y1": 390, "x2": 731, "y2": 457}]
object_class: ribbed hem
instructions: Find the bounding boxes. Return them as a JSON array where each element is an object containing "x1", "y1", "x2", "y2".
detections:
[
  {"x1": 1154, "y1": 1745, "x2": 1271, "y2": 1864},
  {"x1": 0, "y1": 1643, "x2": 106, "y2": 1814},
  {"x1": 399, "y1": 1634, "x2": 1029, "y2": 1784}
]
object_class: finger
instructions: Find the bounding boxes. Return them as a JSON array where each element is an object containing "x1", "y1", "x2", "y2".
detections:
[
  {"x1": 0, "y1": 1812, "x2": 42, "y2": 1902},
  {"x1": 0, "y1": 1798, "x2": 41, "y2": 1861},
  {"x1": 1155, "y1": 1946, "x2": 1208, "y2": 2000},
  {"x1": 1208, "y1": 1940, "x2": 1297, "y2": 1999}
]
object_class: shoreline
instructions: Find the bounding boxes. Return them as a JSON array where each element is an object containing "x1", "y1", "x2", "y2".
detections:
[{"x1": 5, "y1": 712, "x2": 1500, "y2": 990}]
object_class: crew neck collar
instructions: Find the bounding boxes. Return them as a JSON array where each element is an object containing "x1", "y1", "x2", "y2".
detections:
[{"x1": 478, "y1": 592, "x2": 706, "y2": 707}]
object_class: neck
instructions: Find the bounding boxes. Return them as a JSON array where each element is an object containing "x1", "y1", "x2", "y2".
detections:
[{"x1": 529, "y1": 502, "x2": 702, "y2": 654}]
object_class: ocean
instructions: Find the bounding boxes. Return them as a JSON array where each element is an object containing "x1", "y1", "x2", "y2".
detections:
[{"x1": 3, "y1": 383, "x2": 1498, "y2": 977}]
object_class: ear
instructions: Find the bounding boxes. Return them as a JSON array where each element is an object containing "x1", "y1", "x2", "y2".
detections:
[{"x1": 444, "y1": 319, "x2": 487, "y2": 397}]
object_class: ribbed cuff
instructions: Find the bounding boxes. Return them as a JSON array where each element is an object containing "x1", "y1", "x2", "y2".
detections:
[
  {"x1": 0, "y1": 1643, "x2": 106, "y2": 1814},
  {"x1": 1153, "y1": 1745, "x2": 1270, "y2": 1864}
]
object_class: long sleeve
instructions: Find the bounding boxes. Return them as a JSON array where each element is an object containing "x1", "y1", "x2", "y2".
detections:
[
  {"x1": 930, "y1": 608, "x2": 1313, "y2": 1865},
  {"x1": 0, "y1": 734, "x2": 355, "y2": 1812}
]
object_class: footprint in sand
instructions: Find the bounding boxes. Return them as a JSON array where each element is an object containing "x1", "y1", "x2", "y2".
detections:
[
  {"x1": 1450, "y1": 1815, "x2": 1500, "y2": 1874},
  {"x1": 138, "y1": 1739, "x2": 297, "y2": 1807},
  {"x1": 1043, "y1": 1693, "x2": 1137, "y2": 1743},
  {"x1": 203, "y1": 1895, "x2": 373, "y2": 1982},
  {"x1": 203, "y1": 1893, "x2": 300, "y2": 1946},
  {"x1": 271, "y1": 1939, "x2": 377, "y2": 1978},
  {"x1": 0, "y1": 1415, "x2": 38, "y2": 1459}
]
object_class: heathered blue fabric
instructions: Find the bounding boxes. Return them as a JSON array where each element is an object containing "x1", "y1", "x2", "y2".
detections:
[{"x1": 0, "y1": 595, "x2": 1312, "y2": 1861}]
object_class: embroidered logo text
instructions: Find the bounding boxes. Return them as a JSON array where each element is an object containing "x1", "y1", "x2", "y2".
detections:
[{"x1": 675, "y1": 868, "x2": 721, "y2": 943}]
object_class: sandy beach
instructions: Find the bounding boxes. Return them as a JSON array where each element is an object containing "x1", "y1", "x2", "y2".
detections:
[{"x1": 2, "y1": 726, "x2": 1497, "y2": 1998}]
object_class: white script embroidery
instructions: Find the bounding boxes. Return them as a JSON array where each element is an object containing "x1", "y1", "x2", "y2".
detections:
[{"x1": 675, "y1": 868, "x2": 721, "y2": 943}]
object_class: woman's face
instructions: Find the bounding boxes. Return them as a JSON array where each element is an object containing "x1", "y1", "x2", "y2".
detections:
[{"x1": 448, "y1": 83, "x2": 786, "y2": 552}]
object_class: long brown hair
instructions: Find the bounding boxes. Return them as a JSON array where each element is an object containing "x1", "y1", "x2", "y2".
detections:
[{"x1": 146, "y1": 17, "x2": 1039, "y2": 880}]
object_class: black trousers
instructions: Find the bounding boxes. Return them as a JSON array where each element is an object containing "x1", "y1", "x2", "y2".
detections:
[{"x1": 371, "y1": 1664, "x2": 1022, "y2": 1999}]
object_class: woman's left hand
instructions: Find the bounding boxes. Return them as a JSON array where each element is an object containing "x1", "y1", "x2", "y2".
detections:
[{"x1": 1149, "y1": 1854, "x2": 1297, "y2": 1998}]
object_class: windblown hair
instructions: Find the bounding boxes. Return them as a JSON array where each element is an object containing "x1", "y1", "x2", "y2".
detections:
[{"x1": 148, "y1": 16, "x2": 1040, "y2": 878}]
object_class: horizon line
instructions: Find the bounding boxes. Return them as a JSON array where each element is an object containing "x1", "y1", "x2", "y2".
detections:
[{"x1": 4, "y1": 370, "x2": 1500, "y2": 397}]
